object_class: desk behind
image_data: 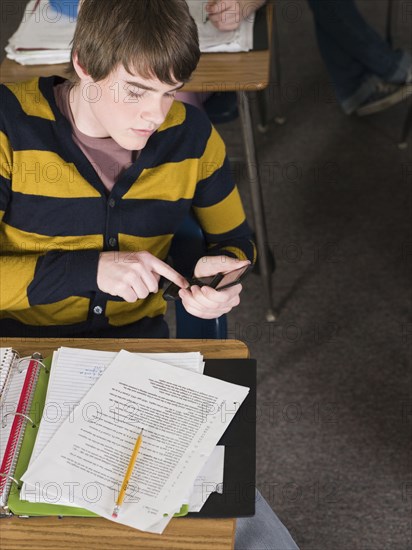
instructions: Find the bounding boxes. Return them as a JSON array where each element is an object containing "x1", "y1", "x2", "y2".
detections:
[
  {"x1": 0, "y1": 338, "x2": 249, "y2": 550},
  {"x1": 0, "y1": 52, "x2": 270, "y2": 90}
]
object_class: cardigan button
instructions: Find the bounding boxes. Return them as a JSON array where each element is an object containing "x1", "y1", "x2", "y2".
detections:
[
  {"x1": 108, "y1": 237, "x2": 117, "y2": 248},
  {"x1": 93, "y1": 306, "x2": 103, "y2": 315},
  {"x1": 108, "y1": 198, "x2": 115, "y2": 208}
]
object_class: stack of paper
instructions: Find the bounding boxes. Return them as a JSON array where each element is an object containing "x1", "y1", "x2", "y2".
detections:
[
  {"x1": 5, "y1": 0, "x2": 77, "y2": 65},
  {"x1": 5, "y1": 0, "x2": 255, "y2": 66},
  {"x1": 21, "y1": 348, "x2": 249, "y2": 534},
  {"x1": 24, "y1": 347, "x2": 205, "y2": 465}
]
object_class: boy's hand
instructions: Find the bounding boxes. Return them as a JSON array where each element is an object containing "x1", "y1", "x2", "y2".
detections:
[
  {"x1": 97, "y1": 251, "x2": 188, "y2": 302},
  {"x1": 178, "y1": 255, "x2": 250, "y2": 319},
  {"x1": 206, "y1": 0, "x2": 265, "y2": 31}
]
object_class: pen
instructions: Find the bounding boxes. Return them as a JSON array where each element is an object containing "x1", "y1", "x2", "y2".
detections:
[
  {"x1": 203, "y1": 0, "x2": 216, "y2": 24},
  {"x1": 112, "y1": 428, "x2": 143, "y2": 519}
]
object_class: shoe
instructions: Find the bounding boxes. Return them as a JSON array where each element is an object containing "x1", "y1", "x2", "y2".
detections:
[{"x1": 356, "y1": 80, "x2": 412, "y2": 116}]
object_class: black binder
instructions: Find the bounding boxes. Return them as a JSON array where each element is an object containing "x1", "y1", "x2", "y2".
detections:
[{"x1": 189, "y1": 358, "x2": 257, "y2": 518}]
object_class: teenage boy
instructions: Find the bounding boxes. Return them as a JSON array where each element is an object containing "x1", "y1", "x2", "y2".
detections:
[
  {"x1": 0, "y1": 0, "x2": 254, "y2": 339},
  {"x1": 0, "y1": 2, "x2": 299, "y2": 547}
]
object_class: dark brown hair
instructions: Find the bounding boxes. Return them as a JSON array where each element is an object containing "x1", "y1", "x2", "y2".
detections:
[{"x1": 69, "y1": 0, "x2": 200, "y2": 84}]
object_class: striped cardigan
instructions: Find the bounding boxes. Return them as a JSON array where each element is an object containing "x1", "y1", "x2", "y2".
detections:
[{"x1": 0, "y1": 76, "x2": 255, "y2": 336}]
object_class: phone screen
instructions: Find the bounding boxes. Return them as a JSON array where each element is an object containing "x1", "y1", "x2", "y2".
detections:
[
  {"x1": 162, "y1": 264, "x2": 252, "y2": 301},
  {"x1": 192, "y1": 264, "x2": 252, "y2": 291},
  {"x1": 191, "y1": 275, "x2": 217, "y2": 287},
  {"x1": 214, "y1": 264, "x2": 251, "y2": 289}
]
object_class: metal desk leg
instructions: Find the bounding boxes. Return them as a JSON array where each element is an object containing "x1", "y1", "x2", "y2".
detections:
[
  {"x1": 237, "y1": 90, "x2": 276, "y2": 322},
  {"x1": 257, "y1": 0, "x2": 286, "y2": 132},
  {"x1": 398, "y1": 101, "x2": 412, "y2": 149},
  {"x1": 271, "y1": 0, "x2": 286, "y2": 125}
]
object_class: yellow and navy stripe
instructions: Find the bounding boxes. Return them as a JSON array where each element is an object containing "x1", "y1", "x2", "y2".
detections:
[{"x1": 0, "y1": 76, "x2": 255, "y2": 335}]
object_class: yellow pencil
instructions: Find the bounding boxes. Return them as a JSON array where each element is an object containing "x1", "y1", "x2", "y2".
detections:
[{"x1": 112, "y1": 428, "x2": 143, "y2": 519}]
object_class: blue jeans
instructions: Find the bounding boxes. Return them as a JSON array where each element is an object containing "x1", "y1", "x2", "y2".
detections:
[
  {"x1": 307, "y1": 0, "x2": 412, "y2": 113},
  {"x1": 235, "y1": 490, "x2": 299, "y2": 550}
]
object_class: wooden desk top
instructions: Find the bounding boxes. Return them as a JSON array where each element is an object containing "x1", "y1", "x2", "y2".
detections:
[
  {"x1": 0, "y1": 50, "x2": 270, "y2": 90},
  {"x1": 0, "y1": 338, "x2": 249, "y2": 550},
  {"x1": 0, "y1": 337, "x2": 249, "y2": 359}
]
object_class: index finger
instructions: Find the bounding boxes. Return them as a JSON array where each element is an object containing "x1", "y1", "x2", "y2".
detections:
[{"x1": 150, "y1": 257, "x2": 189, "y2": 289}]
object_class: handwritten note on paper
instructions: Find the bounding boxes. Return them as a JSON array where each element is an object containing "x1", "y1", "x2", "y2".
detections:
[{"x1": 22, "y1": 351, "x2": 249, "y2": 533}]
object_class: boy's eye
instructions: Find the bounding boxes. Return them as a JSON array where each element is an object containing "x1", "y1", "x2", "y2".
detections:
[
  {"x1": 128, "y1": 90, "x2": 144, "y2": 99},
  {"x1": 124, "y1": 87, "x2": 177, "y2": 101}
]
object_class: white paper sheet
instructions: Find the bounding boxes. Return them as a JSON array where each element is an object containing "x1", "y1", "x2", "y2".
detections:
[
  {"x1": 24, "y1": 347, "x2": 204, "y2": 470},
  {"x1": 188, "y1": 445, "x2": 225, "y2": 512},
  {"x1": 22, "y1": 350, "x2": 249, "y2": 533}
]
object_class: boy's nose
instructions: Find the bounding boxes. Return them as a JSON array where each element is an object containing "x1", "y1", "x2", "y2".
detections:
[{"x1": 141, "y1": 97, "x2": 167, "y2": 126}]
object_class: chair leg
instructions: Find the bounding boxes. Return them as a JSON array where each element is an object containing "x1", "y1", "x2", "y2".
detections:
[
  {"x1": 385, "y1": 0, "x2": 411, "y2": 150},
  {"x1": 256, "y1": 89, "x2": 269, "y2": 133},
  {"x1": 271, "y1": 0, "x2": 286, "y2": 125},
  {"x1": 257, "y1": 1, "x2": 285, "y2": 133},
  {"x1": 237, "y1": 90, "x2": 276, "y2": 322},
  {"x1": 398, "y1": 101, "x2": 412, "y2": 149},
  {"x1": 386, "y1": 0, "x2": 395, "y2": 46}
]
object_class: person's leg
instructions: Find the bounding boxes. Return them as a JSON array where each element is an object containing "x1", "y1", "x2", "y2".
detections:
[
  {"x1": 311, "y1": 19, "x2": 379, "y2": 111},
  {"x1": 307, "y1": 0, "x2": 410, "y2": 81},
  {"x1": 307, "y1": 0, "x2": 411, "y2": 113},
  {"x1": 235, "y1": 490, "x2": 299, "y2": 550}
]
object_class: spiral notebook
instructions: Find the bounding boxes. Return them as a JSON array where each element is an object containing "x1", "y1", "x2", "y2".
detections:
[{"x1": 0, "y1": 348, "x2": 46, "y2": 513}]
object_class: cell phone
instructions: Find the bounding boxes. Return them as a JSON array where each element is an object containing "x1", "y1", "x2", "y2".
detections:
[{"x1": 162, "y1": 264, "x2": 252, "y2": 301}]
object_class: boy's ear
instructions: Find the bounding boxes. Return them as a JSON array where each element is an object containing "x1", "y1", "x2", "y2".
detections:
[{"x1": 72, "y1": 52, "x2": 91, "y2": 81}]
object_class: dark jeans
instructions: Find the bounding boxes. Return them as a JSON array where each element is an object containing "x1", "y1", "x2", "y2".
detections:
[{"x1": 307, "y1": 0, "x2": 411, "y2": 113}]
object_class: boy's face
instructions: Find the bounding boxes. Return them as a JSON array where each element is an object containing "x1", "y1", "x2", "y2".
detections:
[{"x1": 78, "y1": 65, "x2": 184, "y2": 150}]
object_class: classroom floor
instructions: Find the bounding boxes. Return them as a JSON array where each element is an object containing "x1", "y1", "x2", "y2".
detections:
[
  {"x1": 1, "y1": 1, "x2": 411, "y2": 549},
  {"x1": 217, "y1": 1, "x2": 412, "y2": 548}
]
